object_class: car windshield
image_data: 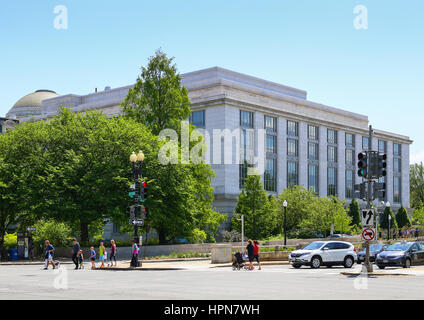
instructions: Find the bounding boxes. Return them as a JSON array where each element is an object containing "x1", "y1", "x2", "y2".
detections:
[
  {"x1": 386, "y1": 243, "x2": 412, "y2": 251},
  {"x1": 370, "y1": 244, "x2": 383, "y2": 251},
  {"x1": 303, "y1": 242, "x2": 325, "y2": 250}
]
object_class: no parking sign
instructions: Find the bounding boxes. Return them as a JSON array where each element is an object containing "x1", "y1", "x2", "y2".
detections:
[{"x1": 361, "y1": 228, "x2": 375, "y2": 241}]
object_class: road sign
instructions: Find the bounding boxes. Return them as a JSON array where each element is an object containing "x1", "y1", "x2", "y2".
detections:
[
  {"x1": 130, "y1": 184, "x2": 136, "y2": 190},
  {"x1": 128, "y1": 191, "x2": 135, "y2": 197},
  {"x1": 129, "y1": 219, "x2": 144, "y2": 226},
  {"x1": 361, "y1": 228, "x2": 376, "y2": 241},
  {"x1": 26, "y1": 227, "x2": 36, "y2": 232},
  {"x1": 361, "y1": 209, "x2": 374, "y2": 226}
]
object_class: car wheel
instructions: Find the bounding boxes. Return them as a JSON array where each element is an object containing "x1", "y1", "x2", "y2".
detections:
[
  {"x1": 292, "y1": 264, "x2": 301, "y2": 269},
  {"x1": 344, "y1": 256, "x2": 354, "y2": 268},
  {"x1": 310, "y1": 256, "x2": 321, "y2": 269},
  {"x1": 377, "y1": 265, "x2": 385, "y2": 269},
  {"x1": 403, "y1": 258, "x2": 411, "y2": 268}
]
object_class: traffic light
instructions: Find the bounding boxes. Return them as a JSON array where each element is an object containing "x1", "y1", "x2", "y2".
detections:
[
  {"x1": 377, "y1": 153, "x2": 387, "y2": 178},
  {"x1": 127, "y1": 206, "x2": 135, "y2": 219},
  {"x1": 140, "y1": 180, "x2": 148, "y2": 202},
  {"x1": 357, "y1": 152, "x2": 368, "y2": 178},
  {"x1": 373, "y1": 182, "x2": 386, "y2": 200},
  {"x1": 354, "y1": 182, "x2": 367, "y2": 201}
]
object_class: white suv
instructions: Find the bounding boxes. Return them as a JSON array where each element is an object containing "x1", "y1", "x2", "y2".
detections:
[{"x1": 289, "y1": 241, "x2": 357, "y2": 269}]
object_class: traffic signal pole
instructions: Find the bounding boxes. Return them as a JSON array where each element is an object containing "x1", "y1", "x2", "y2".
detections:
[{"x1": 364, "y1": 125, "x2": 373, "y2": 273}]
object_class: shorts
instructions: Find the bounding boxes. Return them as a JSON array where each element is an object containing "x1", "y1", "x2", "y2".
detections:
[
  {"x1": 90, "y1": 257, "x2": 96, "y2": 262},
  {"x1": 253, "y1": 254, "x2": 260, "y2": 263},
  {"x1": 99, "y1": 255, "x2": 104, "y2": 261},
  {"x1": 45, "y1": 254, "x2": 53, "y2": 261},
  {"x1": 248, "y1": 255, "x2": 254, "y2": 263}
]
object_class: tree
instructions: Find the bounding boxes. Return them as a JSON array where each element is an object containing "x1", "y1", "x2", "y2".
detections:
[
  {"x1": 122, "y1": 48, "x2": 191, "y2": 135},
  {"x1": 1, "y1": 108, "x2": 158, "y2": 243},
  {"x1": 231, "y1": 175, "x2": 277, "y2": 240},
  {"x1": 380, "y1": 206, "x2": 398, "y2": 230},
  {"x1": 410, "y1": 163, "x2": 424, "y2": 209},
  {"x1": 412, "y1": 207, "x2": 424, "y2": 226},
  {"x1": 396, "y1": 206, "x2": 411, "y2": 228},
  {"x1": 348, "y1": 199, "x2": 361, "y2": 228},
  {"x1": 121, "y1": 49, "x2": 224, "y2": 243}
]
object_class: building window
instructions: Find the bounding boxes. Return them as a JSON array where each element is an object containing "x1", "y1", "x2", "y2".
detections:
[
  {"x1": 287, "y1": 120, "x2": 298, "y2": 137},
  {"x1": 345, "y1": 170, "x2": 354, "y2": 198},
  {"x1": 287, "y1": 138, "x2": 298, "y2": 157},
  {"x1": 287, "y1": 161, "x2": 298, "y2": 188},
  {"x1": 345, "y1": 133, "x2": 354, "y2": 148},
  {"x1": 328, "y1": 167, "x2": 337, "y2": 196},
  {"x1": 393, "y1": 176, "x2": 401, "y2": 203},
  {"x1": 394, "y1": 143, "x2": 401, "y2": 156},
  {"x1": 189, "y1": 110, "x2": 205, "y2": 127},
  {"x1": 346, "y1": 149, "x2": 354, "y2": 166},
  {"x1": 264, "y1": 158, "x2": 276, "y2": 192},
  {"x1": 266, "y1": 135, "x2": 276, "y2": 153},
  {"x1": 328, "y1": 145, "x2": 337, "y2": 163},
  {"x1": 308, "y1": 164, "x2": 319, "y2": 193},
  {"x1": 327, "y1": 129, "x2": 337, "y2": 144},
  {"x1": 239, "y1": 161, "x2": 253, "y2": 188},
  {"x1": 394, "y1": 158, "x2": 401, "y2": 173},
  {"x1": 308, "y1": 142, "x2": 319, "y2": 160},
  {"x1": 264, "y1": 116, "x2": 276, "y2": 132},
  {"x1": 240, "y1": 110, "x2": 253, "y2": 128},
  {"x1": 308, "y1": 125, "x2": 318, "y2": 140},
  {"x1": 378, "y1": 140, "x2": 386, "y2": 153},
  {"x1": 240, "y1": 120, "x2": 254, "y2": 188},
  {"x1": 362, "y1": 137, "x2": 369, "y2": 150}
]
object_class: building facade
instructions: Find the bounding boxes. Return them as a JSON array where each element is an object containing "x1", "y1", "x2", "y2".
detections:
[{"x1": 4, "y1": 67, "x2": 412, "y2": 230}]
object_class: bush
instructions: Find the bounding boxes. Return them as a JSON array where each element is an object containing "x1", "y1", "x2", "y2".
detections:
[
  {"x1": 4, "y1": 233, "x2": 17, "y2": 249},
  {"x1": 33, "y1": 220, "x2": 73, "y2": 248},
  {"x1": 222, "y1": 230, "x2": 242, "y2": 242}
]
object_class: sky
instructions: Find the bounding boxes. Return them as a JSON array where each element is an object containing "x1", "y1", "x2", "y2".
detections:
[{"x1": 0, "y1": 0, "x2": 423, "y2": 162}]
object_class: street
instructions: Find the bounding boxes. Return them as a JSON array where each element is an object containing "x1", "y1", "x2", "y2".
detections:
[{"x1": 1, "y1": 262, "x2": 424, "y2": 300}]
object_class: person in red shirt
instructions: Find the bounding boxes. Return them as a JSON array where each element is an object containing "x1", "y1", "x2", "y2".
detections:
[{"x1": 253, "y1": 240, "x2": 262, "y2": 270}]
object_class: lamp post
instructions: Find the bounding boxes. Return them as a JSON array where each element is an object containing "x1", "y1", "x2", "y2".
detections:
[
  {"x1": 283, "y1": 200, "x2": 288, "y2": 246},
  {"x1": 386, "y1": 201, "x2": 391, "y2": 241},
  {"x1": 130, "y1": 150, "x2": 144, "y2": 267},
  {"x1": 235, "y1": 214, "x2": 245, "y2": 252}
]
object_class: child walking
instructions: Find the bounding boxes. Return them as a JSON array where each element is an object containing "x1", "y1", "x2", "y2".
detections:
[
  {"x1": 90, "y1": 247, "x2": 96, "y2": 269},
  {"x1": 77, "y1": 249, "x2": 84, "y2": 269},
  {"x1": 99, "y1": 241, "x2": 106, "y2": 268}
]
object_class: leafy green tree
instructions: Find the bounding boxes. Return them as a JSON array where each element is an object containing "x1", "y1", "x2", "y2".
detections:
[
  {"x1": 32, "y1": 220, "x2": 72, "y2": 248},
  {"x1": 122, "y1": 49, "x2": 224, "y2": 243},
  {"x1": 276, "y1": 185, "x2": 316, "y2": 232},
  {"x1": 412, "y1": 207, "x2": 424, "y2": 226},
  {"x1": 348, "y1": 199, "x2": 361, "y2": 228},
  {"x1": 122, "y1": 49, "x2": 191, "y2": 135},
  {"x1": 396, "y1": 206, "x2": 411, "y2": 228},
  {"x1": 410, "y1": 163, "x2": 424, "y2": 209},
  {"x1": 232, "y1": 175, "x2": 277, "y2": 239},
  {"x1": 380, "y1": 206, "x2": 398, "y2": 230}
]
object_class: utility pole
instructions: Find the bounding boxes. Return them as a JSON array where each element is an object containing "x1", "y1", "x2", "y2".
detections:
[{"x1": 364, "y1": 125, "x2": 373, "y2": 273}]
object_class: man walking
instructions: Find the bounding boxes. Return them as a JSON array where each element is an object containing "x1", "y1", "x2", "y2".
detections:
[
  {"x1": 72, "y1": 238, "x2": 80, "y2": 270},
  {"x1": 43, "y1": 240, "x2": 57, "y2": 270}
]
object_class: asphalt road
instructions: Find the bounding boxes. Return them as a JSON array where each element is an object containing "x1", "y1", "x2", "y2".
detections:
[{"x1": 0, "y1": 262, "x2": 423, "y2": 300}]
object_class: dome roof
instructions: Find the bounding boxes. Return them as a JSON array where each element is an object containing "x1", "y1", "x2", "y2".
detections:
[{"x1": 6, "y1": 89, "x2": 59, "y2": 119}]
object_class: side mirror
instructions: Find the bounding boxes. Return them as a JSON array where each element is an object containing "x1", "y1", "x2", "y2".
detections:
[{"x1": 322, "y1": 247, "x2": 329, "y2": 251}]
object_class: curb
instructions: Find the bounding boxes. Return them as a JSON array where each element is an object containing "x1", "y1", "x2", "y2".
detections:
[
  {"x1": 211, "y1": 261, "x2": 289, "y2": 268},
  {"x1": 94, "y1": 267, "x2": 186, "y2": 271}
]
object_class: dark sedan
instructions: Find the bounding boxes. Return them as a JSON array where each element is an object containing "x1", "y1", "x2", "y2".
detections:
[
  {"x1": 357, "y1": 244, "x2": 388, "y2": 263},
  {"x1": 376, "y1": 242, "x2": 424, "y2": 269}
]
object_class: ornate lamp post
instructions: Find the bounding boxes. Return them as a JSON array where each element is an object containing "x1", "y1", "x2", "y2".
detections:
[
  {"x1": 283, "y1": 200, "x2": 288, "y2": 246},
  {"x1": 386, "y1": 201, "x2": 391, "y2": 241},
  {"x1": 130, "y1": 150, "x2": 144, "y2": 267}
]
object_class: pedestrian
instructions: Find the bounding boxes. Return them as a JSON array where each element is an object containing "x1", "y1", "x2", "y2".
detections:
[
  {"x1": 77, "y1": 249, "x2": 84, "y2": 269},
  {"x1": 253, "y1": 240, "x2": 262, "y2": 270},
  {"x1": 43, "y1": 240, "x2": 57, "y2": 270},
  {"x1": 130, "y1": 240, "x2": 139, "y2": 268},
  {"x1": 72, "y1": 238, "x2": 80, "y2": 270},
  {"x1": 392, "y1": 229, "x2": 396, "y2": 240},
  {"x1": 90, "y1": 247, "x2": 96, "y2": 269},
  {"x1": 99, "y1": 241, "x2": 106, "y2": 268},
  {"x1": 398, "y1": 229, "x2": 402, "y2": 239},
  {"x1": 108, "y1": 239, "x2": 117, "y2": 267},
  {"x1": 416, "y1": 228, "x2": 419, "y2": 239},
  {"x1": 245, "y1": 239, "x2": 255, "y2": 270}
]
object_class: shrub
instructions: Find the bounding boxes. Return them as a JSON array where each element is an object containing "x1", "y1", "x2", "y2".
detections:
[
  {"x1": 33, "y1": 220, "x2": 72, "y2": 248},
  {"x1": 4, "y1": 233, "x2": 17, "y2": 249}
]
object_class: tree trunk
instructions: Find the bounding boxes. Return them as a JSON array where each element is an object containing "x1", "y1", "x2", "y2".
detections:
[
  {"x1": 158, "y1": 228, "x2": 167, "y2": 245},
  {"x1": 80, "y1": 221, "x2": 89, "y2": 244}
]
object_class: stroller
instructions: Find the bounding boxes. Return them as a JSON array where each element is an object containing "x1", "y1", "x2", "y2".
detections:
[{"x1": 232, "y1": 252, "x2": 249, "y2": 270}]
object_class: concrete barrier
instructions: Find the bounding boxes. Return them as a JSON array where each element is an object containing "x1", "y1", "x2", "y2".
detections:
[{"x1": 211, "y1": 244, "x2": 233, "y2": 264}]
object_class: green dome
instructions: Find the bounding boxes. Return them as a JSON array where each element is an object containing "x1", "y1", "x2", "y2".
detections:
[{"x1": 6, "y1": 90, "x2": 59, "y2": 119}]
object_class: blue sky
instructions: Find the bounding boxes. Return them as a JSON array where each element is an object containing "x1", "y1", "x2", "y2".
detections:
[{"x1": 0, "y1": 0, "x2": 423, "y2": 162}]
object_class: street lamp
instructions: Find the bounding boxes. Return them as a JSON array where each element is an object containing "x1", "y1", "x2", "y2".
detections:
[
  {"x1": 386, "y1": 201, "x2": 391, "y2": 241},
  {"x1": 129, "y1": 150, "x2": 145, "y2": 267},
  {"x1": 283, "y1": 200, "x2": 288, "y2": 246}
]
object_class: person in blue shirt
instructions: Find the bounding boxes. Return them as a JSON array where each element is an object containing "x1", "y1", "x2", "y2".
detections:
[
  {"x1": 90, "y1": 247, "x2": 96, "y2": 269},
  {"x1": 43, "y1": 240, "x2": 57, "y2": 270}
]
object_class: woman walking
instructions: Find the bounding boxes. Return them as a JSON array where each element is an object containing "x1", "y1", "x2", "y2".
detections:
[
  {"x1": 109, "y1": 240, "x2": 117, "y2": 267},
  {"x1": 245, "y1": 239, "x2": 255, "y2": 270},
  {"x1": 99, "y1": 241, "x2": 106, "y2": 268},
  {"x1": 253, "y1": 240, "x2": 262, "y2": 270}
]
